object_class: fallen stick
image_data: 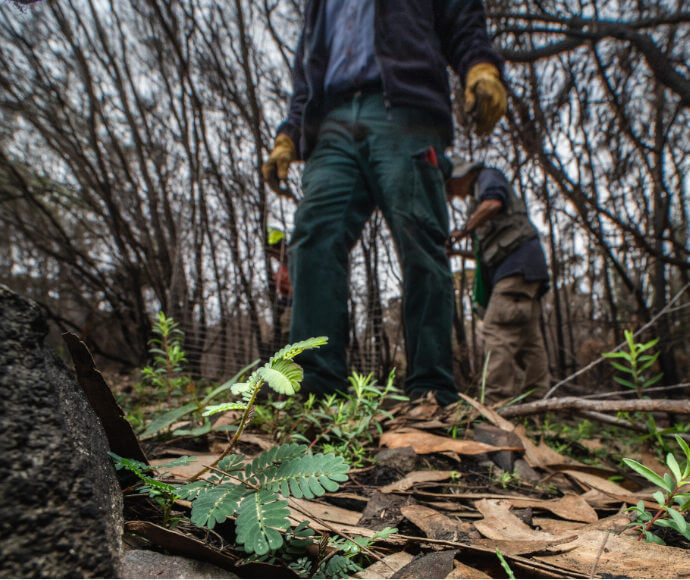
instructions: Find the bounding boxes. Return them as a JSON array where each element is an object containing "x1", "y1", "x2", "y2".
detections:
[
  {"x1": 576, "y1": 410, "x2": 648, "y2": 434},
  {"x1": 498, "y1": 397, "x2": 690, "y2": 418}
]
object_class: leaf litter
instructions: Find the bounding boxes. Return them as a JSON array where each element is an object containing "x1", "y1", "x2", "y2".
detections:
[{"x1": 105, "y1": 371, "x2": 690, "y2": 578}]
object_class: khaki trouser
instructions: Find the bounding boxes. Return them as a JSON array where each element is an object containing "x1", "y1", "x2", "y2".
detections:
[{"x1": 481, "y1": 275, "x2": 551, "y2": 403}]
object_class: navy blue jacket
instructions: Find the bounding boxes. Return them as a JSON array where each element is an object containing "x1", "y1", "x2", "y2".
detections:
[{"x1": 278, "y1": 0, "x2": 503, "y2": 159}]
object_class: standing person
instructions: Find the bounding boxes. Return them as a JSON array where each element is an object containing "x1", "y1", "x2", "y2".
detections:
[
  {"x1": 262, "y1": 1, "x2": 506, "y2": 405},
  {"x1": 447, "y1": 161, "x2": 551, "y2": 404}
]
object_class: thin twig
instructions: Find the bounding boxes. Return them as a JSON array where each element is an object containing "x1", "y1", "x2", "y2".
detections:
[
  {"x1": 543, "y1": 283, "x2": 689, "y2": 399},
  {"x1": 580, "y1": 383, "x2": 690, "y2": 399},
  {"x1": 577, "y1": 411, "x2": 648, "y2": 434},
  {"x1": 589, "y1": 532, "x2": 609, "y2": 578},
  {"x1": 190, "y1": 385, "x2": 261, "y2": 481}
]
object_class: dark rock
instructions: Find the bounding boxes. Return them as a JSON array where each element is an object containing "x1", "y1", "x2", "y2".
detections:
[
  {"x1": 374, "y1": 446, "x2": 417, "y2": 472},
  {"x1": 474, "y1": 423, "x2": 523, "y2": 472},
  {"x1": 513, "y1": 458, "x2": 540, "y2": 483},
  {"x1": 122, "y1": 550, "x2": 237, "y2": 579},
  {"x1": 394, "y1": 549, "x2": 457, "y2": 579},
  {"x1": 358, "y1": 491, "x2": 414, "y2": 530},
  {"x1": 0, "y1": 285, "x2": 123, "y2": 577}
]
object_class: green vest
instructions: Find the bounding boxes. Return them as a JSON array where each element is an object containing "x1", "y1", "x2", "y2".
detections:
[{"x1": 469, "y1": 180, "x2": 539, "y2": 269}]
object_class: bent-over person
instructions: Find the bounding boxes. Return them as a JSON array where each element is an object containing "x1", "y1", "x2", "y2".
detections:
[{"x1": 447, "y1": 161, "x2": 551, "y2": 403}]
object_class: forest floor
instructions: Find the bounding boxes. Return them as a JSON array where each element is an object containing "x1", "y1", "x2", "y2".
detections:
[{"x1": 100, "y1": 362, "x2": 690, "y2": 580}]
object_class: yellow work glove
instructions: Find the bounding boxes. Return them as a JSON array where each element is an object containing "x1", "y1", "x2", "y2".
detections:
[
  {"x1": 464, "y1": 63, "x2": 507, "y2": 135},
  {"x1": 262, "y1": 134, "x2": 297, "y2": 195}
]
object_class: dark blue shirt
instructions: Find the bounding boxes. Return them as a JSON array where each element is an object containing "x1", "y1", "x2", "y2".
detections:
[
  {"x1": 324, "y1": 1, "x2": 380, "y2": 95},
  {"x1": 476, "y1": 169, "x2": 550, "y2": 292}
]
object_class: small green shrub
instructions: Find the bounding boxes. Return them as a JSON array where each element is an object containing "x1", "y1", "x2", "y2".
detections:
[
  {"x1": 110, "y1": 453, "x2": 194, "y2": 528},
  {"x1": 135, "y1": 311, "x2": 260, "y2": 439},
  {"x1": 114, "y1": 337, "x2": 411, "y2": 575},
  {"x1": 291, "y1": 370, "x2": 408, "y2": 468},
  {"x1": 115, "y1": 336, "x2": 362, "y2": 570},
  {"x1": 624, "y1": 435, "x2": 690, "y2": 544},
  {"x1": 603, "y1": 330, "x2": 663, "y2": 398},
  {"x1": 140, "y1": 312, "x2": 191, "y2": 404},
  {"x1": 603, "y1": 331, "x2": 671, "y2": 453}
]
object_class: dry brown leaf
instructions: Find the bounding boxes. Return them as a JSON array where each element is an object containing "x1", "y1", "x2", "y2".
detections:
[
  {"x1": 560, "y1": 469, "x2": 657, "y2": 506},
  {"x1": 511, "y1": 424, "x2": 581, "y2": 469},
  {"x1": 209, "y1": 433, "x2": 273, "y2": 454},
  {"x1": 355, "y1": 552, "x2": 415, "y2": 579},
  {"x1": 288, "y1": 498, "x2": 362, "y2": 526},
  {"x1": 400, "y1": 505, "x2": 473, "y2": 541},
  {"x1": 445, "y1": 561, "x2": 492, "y2": 579},
  {"x1": 408, "y1": 400, "x2": 440, "y2": 420},
  {"x1": 151, "y1": 453, "x2": 219, "y2": 479},
  {"x1": 579, "y1": 438, "x2": 606, "y2": 452},
  {"x1": 379, "y1": 428, "x2": 522, "y2": 455},
  {"x1": 473, "y1": 537, "x2": 577, "y2": 556},
  {"x1": 634, "y1": 448, "x2": 672, "y2": 478},
  {"x1": 474, "y1": 499, "x2": 572, "y2": 543},
  {"x1": 380, "y1": 471, "x2": 455, "y2": 493},
  {"x1": 457, "y1": 392, "x2": 515, "y2": 431},
  {"x1": 533, "y1": 513, "x2": 631, "y2": 535},
  {"x1": 579, "y1": 488, "x2": 622, "y2": 508},
  {"x1": 239, "y1": 432, "x2": 275, "y2": 450},
  {"x1": 535, "y1": 529, "x2": 690, "y2": 578},
  {"x1": 508, "y1": 494, "x2": 598, "y2": 523}
]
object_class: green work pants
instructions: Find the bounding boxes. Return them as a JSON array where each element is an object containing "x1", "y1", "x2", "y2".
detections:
[{"x1": 288, "y1": 94, "x2": 456, "y2": 402}]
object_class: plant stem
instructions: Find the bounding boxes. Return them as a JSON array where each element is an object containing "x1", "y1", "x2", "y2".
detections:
[
  {"x1": 637, "y1": 485, "x2": 680, "y2": 541},
  {"x1": 190, "y1": 380, "x2": 262, "y2": 481},
  {"x1": 163, "y1": 332, "x2": 173, "y2": 405}
]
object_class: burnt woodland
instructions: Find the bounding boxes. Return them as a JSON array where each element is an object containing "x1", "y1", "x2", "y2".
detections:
[{"x1": 1, "y1": 1, "x2": 689, "y2": 578}]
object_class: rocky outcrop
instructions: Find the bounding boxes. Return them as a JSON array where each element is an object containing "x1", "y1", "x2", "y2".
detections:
[{"x1": 0, "y1": 285, "x2": 123, "y2": 577}]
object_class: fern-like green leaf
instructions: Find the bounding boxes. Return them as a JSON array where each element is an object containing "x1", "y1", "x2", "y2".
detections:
[
  {"x1": 230, "y1": 382, "x2": 253, "y2": 395},
  {"x1": 109, "y1": 452, "x2": 151, "y2": 477},
  {"x1": 236, "y1": 490, "x2": 290, "y2": 555},
  {"x1": 318, "y1": 554, "x2": 362, "y2": 578},
  {"x1": 258, "y1": 359, "x2": 303, "y2": 395},
  {"x1": 190, "y1": 483, "x2": 248, "y2": 529},
  {"x1": 177, "y1": 481, "x2": 211, "y2": 500},
  {"x1": 259, "y1": 452, "x2": 349, "y2": 498},
  {"x1": 247, "y1": 444, "x2": 308, "y2": 478},
  {"x1": 271, "y1": 336, "x2": 328, "y2": 361},
  {"x1": 217, "y1": 454, "x2": 246, "y2": 477},
  {"x1": 203, "y1": 402, "x2": 247, "y2": 416}
]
